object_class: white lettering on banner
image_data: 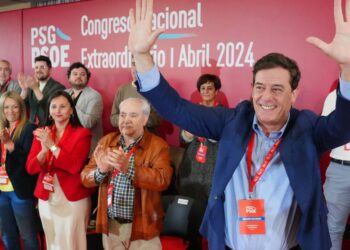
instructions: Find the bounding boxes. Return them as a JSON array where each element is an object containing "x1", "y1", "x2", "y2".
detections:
[
  {"x1": 81, "y1": 45, "x2": 167, "y2": 69},
  {"x1": 31, "y1": 26, "x2": 56, "y2": 45},
  {"x1": 81, "y1": 15, "x2": 129, "y2": 40},
  {"x1": 80, "y1": 2, "x2": 203, "y2": 40},
  {"x1": 31, "y1": 25, "x2": 70, "y2": 68},
  {"x1": 153, "y1": 3, "x2": 202, "y2": 30},
  {"x1": 80, "y1": 42, "x2": 254, "y2": 69},
  {"x1": 32, "y1": 45, "x2": 69, "y2": 67},
  {"x1": 216, "y1": 42, "x2": 255, "y2": 67},
  {"x1": 178, "y1": 43, "x2": 211, "y2": 67}
]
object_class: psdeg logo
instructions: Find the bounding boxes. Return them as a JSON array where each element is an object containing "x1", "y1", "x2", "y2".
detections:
[
  {"x1": 31, "y1": 25, "x2": 71, "y2": 67},
  {"x1": 245, "y1": 206, "x2": 256, "y2": 214}
]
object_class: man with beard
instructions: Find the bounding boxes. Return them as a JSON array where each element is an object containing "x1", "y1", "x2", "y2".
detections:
[
  {"x1": 81, "y1": 97, "x2": 172, "y2": 250},
  {"x1": 19, "y1": 55, "x2": 65, "y2": 126},
  {"x1": 66, "y1": 62, "x2": 103, "y2": 155},
  {"x1": 0, "y1": 60, "x2": 21, "y2": 96}
]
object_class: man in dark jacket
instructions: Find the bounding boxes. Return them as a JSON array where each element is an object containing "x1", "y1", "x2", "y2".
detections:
[{"x1": 19, "y1": 55, "x2": 65, "y2": 126}]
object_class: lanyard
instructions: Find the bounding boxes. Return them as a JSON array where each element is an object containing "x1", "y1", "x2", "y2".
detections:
[
  {"x1": 1, "y1": 143, "x2": 6, "y2": 166},
  {"x1": 0, "y1": 78, "x2": 11, "y2": 93},
  {"x1": 110, "y1": 144, "x2": 138, "y2": 179},
  {"x1": 45, "y1": 125, "x2": 65, "y2": 173},
  {"x1": 246, "y1": 132, "x2": 282, "y2": 195},
  {"x1": 1, "y1": 123, "x2": 18, "y2": 166}
]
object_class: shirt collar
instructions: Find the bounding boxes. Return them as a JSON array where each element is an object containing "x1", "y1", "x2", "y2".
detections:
[
  {"x1": 252, "y1": 114, "x2": 290, "y2": 140},
  {"x1": 119, "y1": 133, "x2": 143, "y2": 151}
]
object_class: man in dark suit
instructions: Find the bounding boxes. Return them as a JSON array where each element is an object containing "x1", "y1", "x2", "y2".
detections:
[
  {"x1": 127, "y1": 0, "x2": 350, "y2": 249},
  {"x1": 19, "y1": 55, "x2": 65, "y2": 126}
]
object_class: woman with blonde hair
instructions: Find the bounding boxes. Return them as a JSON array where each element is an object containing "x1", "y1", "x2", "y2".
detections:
[{"x1": 0, "y1": 91, "x2": 39, "y2": 250}]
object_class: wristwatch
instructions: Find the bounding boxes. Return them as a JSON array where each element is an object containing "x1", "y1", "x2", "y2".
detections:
[{"x1": 50, "y1": 145, "x2": 58, "y2": 153}]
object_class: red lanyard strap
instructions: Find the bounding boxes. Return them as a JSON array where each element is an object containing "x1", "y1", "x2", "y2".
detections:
[
  {"x1": 246, "y1": 133, "x2": 282, "y2": 194},
  {"x1": 110, "y1": 144, "x2": 138, "y2": 178},
  {"x1": 1, "y1": 143, "x2": 6, "y2": 166},
  {"x1": 45, "y1": 125, "x2": 58, "y2": 173},
  {"x1": 1, "y1": 123, "x2": 18, "y2": 166}
]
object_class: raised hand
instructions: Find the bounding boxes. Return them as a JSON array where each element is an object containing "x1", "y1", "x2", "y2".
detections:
[
  {"x1": 307, "y1": 0, "x2": 350, "y2": 80},
  {"x1": 128, "y1": 0, "x2": 165, "y2": 72},
  {"x1": 17, "y1": 73, "x2": 39, "y2": 90},
  {"x1": 25, "y1": 75, "x2": 39, "y2": 90},
  {"x1": 17, "y1": 73, "x2": 28, "y2": 90}
]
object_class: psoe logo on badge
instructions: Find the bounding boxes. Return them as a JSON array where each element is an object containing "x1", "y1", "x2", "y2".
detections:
[
  {"x1": 246, "y1": 206, "x2": 256, "y2": 214},
  {"x1": 30, "y1": 25, "x2": 71, "y2": 68}
]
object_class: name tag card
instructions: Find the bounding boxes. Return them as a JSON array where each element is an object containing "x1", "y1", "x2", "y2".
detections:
[
  {"x1": 0, "y1": 166, "x2": 9, "y2": 185},
  {"x1": 238, "y1": 199, "x2": 266, "y2": 235},
  {"x1": 42, "y1": 173, "x2": 55, "y2": 192}
]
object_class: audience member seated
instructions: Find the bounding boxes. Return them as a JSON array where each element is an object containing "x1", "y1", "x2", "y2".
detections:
[{"x1": 178, "y1": 74, "x2": 222, "y2": 250}]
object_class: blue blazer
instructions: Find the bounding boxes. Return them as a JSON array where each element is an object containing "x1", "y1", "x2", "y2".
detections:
[{"x1": 141, "y1": 74, "x2": 350, "y2": 250}]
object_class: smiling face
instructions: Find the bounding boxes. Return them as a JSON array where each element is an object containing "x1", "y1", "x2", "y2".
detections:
[
  {"x1": 3, "y1": 97, "x2": 20, "y2": 124},
  {"x1": 49, "y1": 95, "x2": 73, "y2": 125},
  {"x1": 34, "y1": 61, "x2": 51, "y2": 82},
  {"x1": 199, "y1": 81, "x2": 218, "y2": 106},
  {"x1": 118, "y1": 99, "x2": 148, "y2": 140},
  {"x1": 252, "y1": 67, "x2": 298, "y2": 134}
]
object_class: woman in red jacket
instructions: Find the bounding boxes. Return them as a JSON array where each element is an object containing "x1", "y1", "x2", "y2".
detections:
[{"x1": 26, "y1": 90, "x2": 94, "y2": 250}]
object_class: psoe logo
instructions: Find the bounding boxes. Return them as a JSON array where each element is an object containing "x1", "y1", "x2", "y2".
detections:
[
  {"x1": 245, "y1": 206, "x2": 256, "y2": 214},
  {"x1": 31, "y1": 25, "x2": 71, "y2": 67}
]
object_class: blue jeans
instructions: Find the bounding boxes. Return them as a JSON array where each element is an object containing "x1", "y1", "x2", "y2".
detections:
[{"x1": 0, "y1": 191, "x2": 39, "y2": 250}]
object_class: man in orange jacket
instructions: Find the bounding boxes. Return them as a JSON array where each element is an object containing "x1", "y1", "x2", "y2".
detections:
[{"x1": 81, "y1": 97, "x2": 173, "y2": 250}]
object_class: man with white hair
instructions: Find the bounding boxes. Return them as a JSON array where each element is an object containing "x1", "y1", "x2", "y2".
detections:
[
  {"x1": 81, "y1": 97, "x2": 173, "y2": 250},
  {"x1": 0, "y1": 59, "x2": 21, "y2": 96}
]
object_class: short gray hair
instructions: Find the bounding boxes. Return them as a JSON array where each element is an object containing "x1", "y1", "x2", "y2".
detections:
[
  {"x1": 119, "y1": 97, "x2": 150, "y2": 117},
  {"x1": 0, "y1": 59, "x2": 12, "y2": 74}
]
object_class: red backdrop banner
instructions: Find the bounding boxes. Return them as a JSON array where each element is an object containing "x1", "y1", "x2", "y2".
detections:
[{"x1": 0, "y1": 0, "x2": 338, "y2": 145}]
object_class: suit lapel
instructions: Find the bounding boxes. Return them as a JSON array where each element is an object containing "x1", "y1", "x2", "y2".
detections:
[{"x1": 213, "y1": 105, "x2": 255, "y2": 194}]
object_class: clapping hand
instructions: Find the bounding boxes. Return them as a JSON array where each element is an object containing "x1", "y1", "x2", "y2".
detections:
[
  {"x1": 0, "y1": 128, "x2": 11, "y2": 144},
  {"x1": 33, "y1": 127, "x2": 54, "y2": 153},
  {"x1": 94, "y1": 145, "x2": 129, "y2": 174},
  {"x1": 17, "y1": 73, "x2": 39, "y2": 90}
]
